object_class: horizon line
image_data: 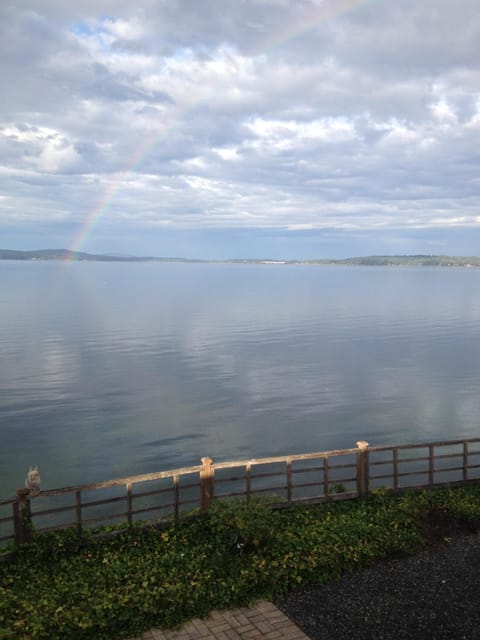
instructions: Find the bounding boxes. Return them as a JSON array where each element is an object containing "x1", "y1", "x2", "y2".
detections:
[{"x1": 1, "y1": 248, "x2": 480, "y2": 263}]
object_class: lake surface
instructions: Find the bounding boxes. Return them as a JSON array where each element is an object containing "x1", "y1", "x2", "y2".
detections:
[{"x1": 1, "y1": 261, "x2": 480, "y2": 497}]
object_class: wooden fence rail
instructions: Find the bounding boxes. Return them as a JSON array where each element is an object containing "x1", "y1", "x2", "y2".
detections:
[{"x1": 2, "y1": 437, "x2": 480, "y2": 548}]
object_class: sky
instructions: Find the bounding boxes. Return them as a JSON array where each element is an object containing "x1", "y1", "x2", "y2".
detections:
[{"x1": 1, "y1": 0, "x2": 479, "y2": 259}]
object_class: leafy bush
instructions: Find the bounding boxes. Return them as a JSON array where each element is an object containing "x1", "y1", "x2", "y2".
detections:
[
  {"x1": 204, "y1": 497, "x2": 277, "y2": 553},
  {"x1": 329, "y1": 482, "x2": 348, "y2": 494},
  {"x1": 1, "y1": 486, "x2": 479, "y2": 639}
]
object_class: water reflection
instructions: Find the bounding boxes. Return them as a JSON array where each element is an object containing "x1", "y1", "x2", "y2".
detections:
[{"x1": 1, "y1": 261, "x2": 480, "y2": 496}]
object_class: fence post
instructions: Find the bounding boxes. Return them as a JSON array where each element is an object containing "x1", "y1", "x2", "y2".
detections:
[
  {"x1": 14, "y1": 488, "x2": 31, "y2": 545},
  {"x1": 126, "y1": 483, "x2": 133, "y2": 527},
  {"x1": 173, "y1": 475, "x2": 180, "y2": 523},
  {"x1": 75, "y1": 490, "x2": 82, "y2": 535},
  {"x1": 463, "y1": 442, "x2": 468, "y2": 482},
  {"x1": 356, "y1": 441, "x2": 370, "y2": 498},
  {"x1": 245, "y1": 463, "x2": 251, "y2": 502},
  {"x1": 286, "y1": 458, "x2": 292, "y2": 503},
  {"x1": 200, "y1": 457, "x2": 214, "y2": 512}
]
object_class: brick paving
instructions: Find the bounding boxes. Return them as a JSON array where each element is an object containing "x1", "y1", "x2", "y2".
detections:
[{"x1": 127, "y1": 600, "x2": 310, "y2": 639}]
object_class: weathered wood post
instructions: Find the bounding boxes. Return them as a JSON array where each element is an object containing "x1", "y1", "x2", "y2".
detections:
[
  {"x1": 173, "y1": 475, "x2": 180, "y2": 523},
  {"x1": 200, "y1": 457, "x2": 214, "y2": 512},
  {"x1": 75, "y1": 490, "x2": 82, "y2": 535},
  {"x1": 463, "y1": 441, "x2": 468, "y2": 482},
  {"x1": 356, "y1": 440, "x2": 370, "y2": 498},
  {"x1": 14, "y1": 488, "x2": 31, "y2": 545},
  {"x1": 245, "y1": 463, "x2": 252, "y2": 502},
  {"x1": 286, "y1": 458, "x2": 292, "y2": 503},
  {"x1": 126, "y1": 483, "x2": 133, "y2": 527}
]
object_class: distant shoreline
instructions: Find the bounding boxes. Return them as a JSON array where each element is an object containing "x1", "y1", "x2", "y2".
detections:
[{"x1": 1, "y1": 249, "x2": 480, "y2": 267}]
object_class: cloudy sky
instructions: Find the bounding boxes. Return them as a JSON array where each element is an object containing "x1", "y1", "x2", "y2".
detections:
[{"x1": 1, "y1": 0, "x2": 479, "y2": 258}]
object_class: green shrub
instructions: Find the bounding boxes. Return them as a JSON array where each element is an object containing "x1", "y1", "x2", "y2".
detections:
[
  {"x1": 204, "y1": 497, "x2": 277, "y2": 553},
  {"x1": 1, "y1": 485, "x2": 479, "y2": 639},
  {"x1": 329, "y1": 482, "x2": 347, "y2": 494}
]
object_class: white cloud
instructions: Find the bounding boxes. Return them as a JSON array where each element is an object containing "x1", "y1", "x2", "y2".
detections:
[
  {"x1": 430, "y1": 99, "x2": 457, "y2": 123},
  {"x1": 213, "y1": 146, "x2": 240, "y2": 161},
  {"x1": 466, "y1": 99, "x2": 480, "y2": 129},
  {"x1": 1, "y1": 124, "x2": 58, "y2": 143},
  {"x1": 376, "y1": 120, "x2": 419, "y2": 146},
  {"x1": 1, "y1": 124, "x2": 81, "y2": 172},
  {"x1": 247, "y1": 116, "x2": 357, "y2": 144},
  {"x1": 36, "y1": 139, "x2": 80, "y2": 172},
  {"x1": 101, "y1": 16, "x2": 146, "y2": 42}
]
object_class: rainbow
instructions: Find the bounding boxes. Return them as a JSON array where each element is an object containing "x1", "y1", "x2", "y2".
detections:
[
  {"x1": 67, "y1": 0, "x2": 379, "y2": 256},
  {"x1": 250, "y1": 0, "x2": 377, "y2": 56},
  {"x1": 67, "y1": 101, "x2": 194, "y2": 256}
]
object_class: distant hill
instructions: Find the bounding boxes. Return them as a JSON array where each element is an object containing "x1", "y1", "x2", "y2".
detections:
[
  {"x1": 1, "y1": 249, "x2": 479, "y2": 267},
  {"x1": 0, "y1": 249, "x2": 199, "y2": 262},
  {"x1": 302, "y1": 255, "x2": 480, "y2": 267}
]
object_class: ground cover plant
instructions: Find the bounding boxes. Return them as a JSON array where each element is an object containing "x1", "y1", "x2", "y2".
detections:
[{"x1": 1, "y1": 485, "x2": 480, "y2": 640}]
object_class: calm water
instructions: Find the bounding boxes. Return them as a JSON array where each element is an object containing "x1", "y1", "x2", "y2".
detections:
[{"x1": 1, "y1": 261, "x2": 480, "y2": 497}]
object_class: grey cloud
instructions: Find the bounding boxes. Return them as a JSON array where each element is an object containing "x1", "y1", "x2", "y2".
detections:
[{"x1": 1, "y1": 0, "x2": 479, "y2": 256}]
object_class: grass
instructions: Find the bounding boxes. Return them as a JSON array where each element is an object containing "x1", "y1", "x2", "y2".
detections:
[{"x1": 1, "y1": 485, "x2": 480, "y2": 639}]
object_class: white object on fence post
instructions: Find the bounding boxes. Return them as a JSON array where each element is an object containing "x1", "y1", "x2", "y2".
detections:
[{"x1": 25, "y1": 466, "x2": 41, "y2": 497}]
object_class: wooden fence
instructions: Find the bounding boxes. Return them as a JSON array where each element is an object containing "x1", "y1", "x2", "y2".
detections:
[{"x1": 2, "y1": 437, "x2": 480, "y2": 548}]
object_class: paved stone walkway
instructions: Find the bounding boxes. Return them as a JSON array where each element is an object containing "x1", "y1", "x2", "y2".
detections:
[{"x1": 128, "y1": 600, "x2": 310, "y2": 639}]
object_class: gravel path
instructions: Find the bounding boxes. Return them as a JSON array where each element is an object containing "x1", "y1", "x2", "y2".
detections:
[{"x1": 275, "y1": 533, "x2": 480, "y2": 640}]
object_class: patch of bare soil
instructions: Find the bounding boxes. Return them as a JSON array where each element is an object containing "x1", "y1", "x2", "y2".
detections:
[{"x1": 418, "y1": 507, "x2": 479, "y2": 545}]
